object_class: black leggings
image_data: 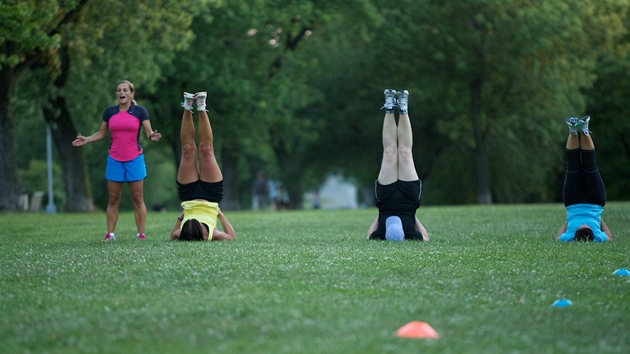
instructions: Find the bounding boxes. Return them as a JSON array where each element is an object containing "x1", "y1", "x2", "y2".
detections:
[{"x1": 563, "y1": 149, "x2": 606, "y2": 207}]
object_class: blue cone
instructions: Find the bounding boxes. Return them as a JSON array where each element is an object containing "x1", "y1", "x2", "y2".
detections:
[
  {"x1": 612, "y1": 268, "x2": 630, "y2": 277},
  {"x1": 551, "y1": 299, "x2": 573, "y2": 308}
]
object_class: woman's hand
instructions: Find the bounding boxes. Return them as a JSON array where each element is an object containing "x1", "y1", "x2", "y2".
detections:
[
  {"x1": 149, "y1": 130, "x2": 162, "y2": 141},
  {"x1": 72, "y1": 122, "x2": 108, "y2": 146},
  {"x1": 72, "y1": 135, "x2": 88, "y2": 146}
]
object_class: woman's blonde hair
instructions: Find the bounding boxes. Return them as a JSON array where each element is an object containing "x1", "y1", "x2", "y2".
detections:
[{"x1": 116, "y1": 80, "x2": 138, "y2": 105}]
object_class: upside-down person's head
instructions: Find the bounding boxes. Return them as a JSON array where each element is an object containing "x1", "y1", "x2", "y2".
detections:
[
  {"x1": 180, "y1": 219, "x2": 205, "y2": 241},
  {"x1": 385, "y1": 216, "x2": 404, "y2": 241},
  {"x1": 574, "y1": 227, "x2": 595, "y2": 242}
]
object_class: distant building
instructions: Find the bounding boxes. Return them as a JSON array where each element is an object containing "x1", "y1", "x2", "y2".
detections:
[{"x1": 307, "y1": 175, "x2": 358, "y2": 210}]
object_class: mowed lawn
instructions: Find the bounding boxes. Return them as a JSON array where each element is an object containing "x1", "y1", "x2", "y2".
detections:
[{"x1": 1, "y1": 203, "x2": 629, "y2": 353}]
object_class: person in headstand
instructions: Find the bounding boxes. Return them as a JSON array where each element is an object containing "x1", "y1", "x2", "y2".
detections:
[
  {"x1": 556, "y1": 116, "x2": 612, "y2": 242},
  {"x1": 367, "y1": 89, "x2": 429, "y2": 241},
  {"x1": 171, "y1": 92, "x2": 236, "y2": 241}
]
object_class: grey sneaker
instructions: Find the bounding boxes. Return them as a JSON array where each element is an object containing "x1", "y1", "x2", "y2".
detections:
[
  {"x1": 382, "y1": 89, "x2": 397, "y2": 113},
  {"x1": 181, "y1": 92, "x2": 194, "y2": 111},
  {"x1": 566, "y1": 117, "x2": 580, "y2": 135},
  {"x1": 579, "y1": 115, "x2": 590, "y2": 135},
  {"x1": 397, "y1": 90, "x2": 409, "y2": 114}
]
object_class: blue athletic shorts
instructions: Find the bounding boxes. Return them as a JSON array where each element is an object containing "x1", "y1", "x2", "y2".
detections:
[{"x1": 105, "y1": 154, "x2": 147, "y2": 182}]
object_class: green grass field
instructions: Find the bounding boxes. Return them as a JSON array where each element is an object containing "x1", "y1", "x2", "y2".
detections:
[{"x1": 1, "y1": 203, "x2": 629, "y2": 353}]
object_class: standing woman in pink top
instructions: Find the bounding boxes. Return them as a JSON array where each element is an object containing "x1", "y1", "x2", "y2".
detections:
[{"x1": 72, "y1": 80, "x2": 162, "y2": 241}]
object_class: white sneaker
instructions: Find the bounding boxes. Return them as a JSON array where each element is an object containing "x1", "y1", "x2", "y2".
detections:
[
  {"x1": 195, "y1": 91, "x2": 208, "y2": 112},
  {"x1": 566, "y1": 117, "x2": 580, "y2": 135},
  {"x1": 181, "y1": 92, "x2": 194, "y2": 111},
  {"x1": 579, "y1": 115, "x2": 590, "y2": 135},
  {"x1": 103, "y1": 232, "x2": 115, "y2": 242}
]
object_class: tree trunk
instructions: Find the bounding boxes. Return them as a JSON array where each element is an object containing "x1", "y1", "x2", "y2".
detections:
[
  {"x1": 0, "y1": 0, "x2": 91, "y2": 212},
  {"x1": 0, "y1": 67, "x2": 22, "y2": 211},
  {"x1": 470, "y1": 76, "x2": 493, "y2": 204},
  {"x1": 38, "y1": 46, "x2": 95, "y2": 212},
  {"x1": 287, "y1": 186, "x2": 302, "y2": 210},
  {"x1": 220, "y1": 148, "x2": 241, "y2": 210},
  {"x1": 43, "y1": 95, "x2": 95, "y2": 212}
]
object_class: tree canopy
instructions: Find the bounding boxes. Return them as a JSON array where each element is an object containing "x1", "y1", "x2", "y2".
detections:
[{"x1": 4, "y1": 0, "x2": 630, "y2": 212}]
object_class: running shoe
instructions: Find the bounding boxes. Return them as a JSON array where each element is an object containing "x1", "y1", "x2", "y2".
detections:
[
  {"x1": 397, "y1": 90, "x2": 409, "y2": 114},
  {"x1": 579, "y1": 115, "x2": 590, "y2": 135},
  {"x1": 382, "y1": 89, "x2": 397, "y2": 113},
  {"x1": 566, "y1": 117, "x2": 580, "y2": 135},
  {"x1": 195, "y1": 91, "x2": 208, "y2": 112},
  {"x1": 181, "y1": 92, "x2": 194, "y2": 111}
]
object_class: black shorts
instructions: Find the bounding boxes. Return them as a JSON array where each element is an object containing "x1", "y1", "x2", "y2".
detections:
[
  {"x1": 177, "y1": 180, "x2": 224, "y2": 203},
  {"x1": 375, "y1": 179, "x2": 422, "y2": 207}
]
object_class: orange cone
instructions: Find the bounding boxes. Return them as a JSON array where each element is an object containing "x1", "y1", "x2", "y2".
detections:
[{"x1": 396, "y1": 321, "x2": 439, "y2": 339}]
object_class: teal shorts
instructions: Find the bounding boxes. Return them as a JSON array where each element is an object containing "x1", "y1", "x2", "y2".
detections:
[{"x1": 105, "y1": 154, "x2": 147, "y2": 182}]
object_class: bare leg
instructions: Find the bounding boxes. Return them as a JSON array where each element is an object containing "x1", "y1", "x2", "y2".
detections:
[
  {"x1": 580, "y1": 133, "x2": 595, "y2": 151},
  {"x1": 377, "y1": 112, "x2": 398, "y2": 185},
  {"x1": 566, "y1": 133, "x2": 580, "y2": 150},
  {"x1": 177, "y1": 109, "x2": 200, "y2": 184},
  {"x1": 129, "y1": 180, "x2": 146, "y2": 234},
  {"x1": 197, "y1": 110, "x2": 223, "y2": 182},
  {"x1": 106, "y1": 181, "x2": 123, "y2": 233},
  {"x1": 397, "y1": 112, "x2": 419, "y2": 181}
]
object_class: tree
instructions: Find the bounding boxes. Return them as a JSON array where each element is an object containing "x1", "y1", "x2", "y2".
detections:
[
  {"x1": 0, "y1": 0, "x2": 90, "y2": 211},
  {"x1": 585, "y1": 1, "x2": 630, "y2": 200},
  {"x1": 10, "y1": 0, "x2": 198, "y2": 211},
  {"x1": 150, "y1": 0, "x2": 379, "y2": 210},
  {"x1": 55, "y1": 0, "x2": 196, "y2": 211},
  {"x1": 370, "y1": 0, "x2": 627, "y2": 204},
  {"x1": 291, "y1": 0, "x2": 630, "y2": 206},
  {"x1": 254, "y1": 0, "x2": 381, "y2": 208}
]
